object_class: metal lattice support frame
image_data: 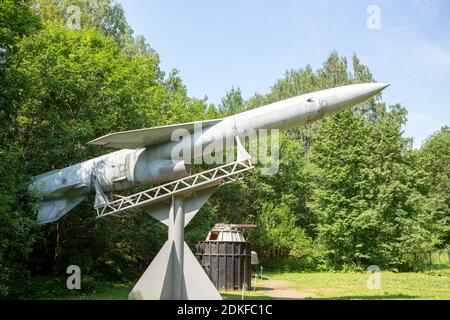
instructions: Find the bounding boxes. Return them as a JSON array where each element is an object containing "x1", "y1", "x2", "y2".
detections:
[
  {"x1": 95, "y1": 158, "x2": 254, "y2": 218},
  {"x1": 96, "y1": 136, "x2": 254, "y2": 300}
]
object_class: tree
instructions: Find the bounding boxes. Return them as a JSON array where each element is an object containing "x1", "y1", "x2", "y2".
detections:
[
  {"x1": 420, "y1": 127, "x2": 450, "y2": 201},
  {"x1": 0, "y1": 144, "x2": 40, "y2": 297},
  {"x1": 10, "y1": 22, "x2": 167, "y2": 174},
  {"x1": 419, "y1": 127, "x2": 450, "y2": 254},
  {"x1": 307, "y1": 105, "x2": 440, "y2": 270},
  {"x1": 2, "y1": 4, "x2": 446, "y2": 297},
  {"x1": 240, "y1": 52, "x2": 388, "y2": 268},
  {"x1": 0, "y1": 17, "x2": 212, "y2": 295},
  {"x1": 31, "y1": 0, "x2": 146, "y2": 54},
  {"x1": 253, "y1": 202, "x2": 314, "y2": 262},
  {"x1": 0, "y1": 0, "x2": 41, "y2": 135},
  {"x1": 0, "y1": 0, "x2": 41, "y2": 55},
  {"x1": 218, "y1": 86, "x2": 244, "y2": 115},
  {"x1": 246, "y1": 52, "x2": 380, "y2": 153},
  {"x1": 0, "y1": 0, "x2": 42, "y2": 298}
]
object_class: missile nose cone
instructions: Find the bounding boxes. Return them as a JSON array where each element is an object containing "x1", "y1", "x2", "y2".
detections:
[
  {"x1": 338, "y1": 82, "x2": 390, "y2": 107},
  {"x1": 354, "y1": 82, "x2": 390, "y2": 99},
  {"x1": 316, "y1": 82, "x2": 391, "y2": 116},
  {"x1": 370, "y1": 82, "x2": 390, "y2": 94}
]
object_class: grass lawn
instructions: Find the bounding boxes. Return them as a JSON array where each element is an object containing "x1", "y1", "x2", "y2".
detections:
[
  {"x1": 222, "y1": 253, "x2": 450, "y2": 300},
  {"x1": 32, "y1": 252, "x2": 449, "y2": 300},
  {"x1": 222, "y1": 270, "x2": 450, "y2": 300},
  {"x1": 36, "y1": 269, "x2": 450, "y2": 300}
]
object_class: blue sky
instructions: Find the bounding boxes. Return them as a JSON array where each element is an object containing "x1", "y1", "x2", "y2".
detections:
[{"x1": 117, "y1": 0, "x2": 450, "y2": 148}]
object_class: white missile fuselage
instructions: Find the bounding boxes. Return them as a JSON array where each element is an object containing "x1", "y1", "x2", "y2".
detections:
[{"x1": 29, "y1": 83, "x2": 389, "y2": 224}]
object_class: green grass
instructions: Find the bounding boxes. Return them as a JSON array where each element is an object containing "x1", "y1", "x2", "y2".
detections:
[
  {"x1": 221, "y1": 289, "x2": 274, "y2": 300},
  {"x1": 61, "y1": 283, "x2": 132, "y2": 300},
  {"x1": 30, "y1": 269, "x2": 449, "y2": 300},
  {"x1": 257, "y1": 271, "x2": 450, "y2": 300},
  {"x1": 29, "y1": 252, "x2": 450, "y2": 300},
  {"x1": 26, "y1": 277, "x2": 133, "y2": 300}
]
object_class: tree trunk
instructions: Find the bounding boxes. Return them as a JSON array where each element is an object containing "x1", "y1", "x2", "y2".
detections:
[
  {"x1": 52, "y1": 221, "x2": 64, "y2": 275},
  {"x1": 429, "y1": 252, "x2": 433, "y2": 270}
]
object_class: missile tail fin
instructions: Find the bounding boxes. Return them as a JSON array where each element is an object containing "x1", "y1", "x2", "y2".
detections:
[{"x1": 37, "y1": 195, "x2": 86, "y2": 224}]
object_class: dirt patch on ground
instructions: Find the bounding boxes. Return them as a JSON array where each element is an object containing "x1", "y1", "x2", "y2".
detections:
[
  {"x1": 258, "y1": 280, "x2": 292, "y2": 289},
  {"x1": 255, "y1": 280, "x2": 368, "y2": 299}
]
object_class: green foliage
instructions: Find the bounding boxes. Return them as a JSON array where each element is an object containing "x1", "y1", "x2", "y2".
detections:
[
  {"x1": 0, "y1": 0, "x2": 42, "y2": 298},
  {"x1": 1, "y1": 0, "x2": 448, "y2": 298},
  {"x1": 8, "y1": 19, "x2": 211, "y2": 279},
  {"x1": 12, "y1": 23, "x2": 158, "y2": 173},
  {"x1": 0, "y1": 0, "x2": 41, "y2": 55},
  {"x1": 31, "y1": 0, "x2": 148, "y2": 55},
  {"x1": 420, "y1": 127, "x2": 450, "y2": 199},
  {"x1": 0, "y1": 0, "x2": 41, "y2": 133},
  {"x1": 0, "y1": 144, "x2": 40, "y2": 297},
  {"x1": 218, "y1": 86, "x2": 244, "y2": 115},
  {"x1": 233, "y1": 52, "x2": 446, "y2": 272},
  {"x1": 0, "y1": 1, "x2": 212, "y2": 297},
  {"x1": 307, "y1": 105, "x2": 440, "y2": 270},
  {"x1": 418, "y1": 127, "x2": 450, "y2": 249},
  {"x1": 253, "y1": 202, "x2": 314, "y2": 262}
]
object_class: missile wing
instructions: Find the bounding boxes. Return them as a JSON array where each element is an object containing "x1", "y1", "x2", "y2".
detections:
[
  {"x1": 88, "y1": 118, "x2": 223, "y2": 149},
  {"x1": 37, "y1": 195, "x2": 86, "y2": 224}
]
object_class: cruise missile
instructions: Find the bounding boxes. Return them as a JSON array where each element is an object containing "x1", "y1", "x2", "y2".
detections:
[{"x1": 29, "y1": 83, "x2": 389, "y2": 224}]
